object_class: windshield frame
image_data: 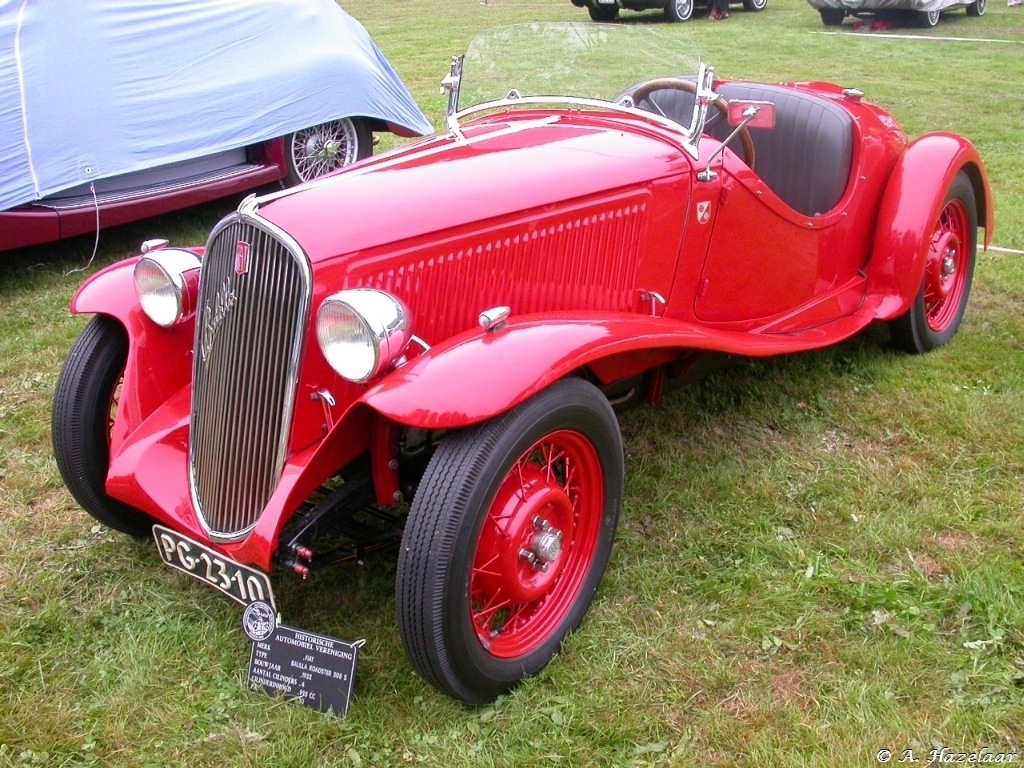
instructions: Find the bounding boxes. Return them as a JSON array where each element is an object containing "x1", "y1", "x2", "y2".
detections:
[{"x1": 439, "y1": 24, "x2": 715, "y2": 161}]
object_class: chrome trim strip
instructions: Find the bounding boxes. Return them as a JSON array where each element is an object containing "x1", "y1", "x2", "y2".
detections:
[{"x1": 451, "y1": 93, "x2": 702, "y2": 161}]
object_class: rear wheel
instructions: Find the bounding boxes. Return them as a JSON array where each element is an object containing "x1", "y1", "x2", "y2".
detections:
[
  {"x1": 819, "y1": 7, "x2": 846, "y2": 24},
  {"x1": 918, "y1": 8, "x2": 941, "y2": 26},
  {"x1": 966, "y1": 0, "x2": 985, "y2": 16},
  {"x1": 52, "y1": 315, "x2": 156, "y2": 537},
  {"x1": 666, "y1": 0, "x2": 695, "y2": 20},
  {"x1": 889, "y1": 171, "x2": 977, "y2": 354},
  {"x1": 588, "y1": 3, "x2": 620, "y2": 20},
  {"x1": 743, "y1": 0, "x2": 768, "y2": 11},
  {"x1": 396, "y1": 379, "x2": 624, "y2": 704},
  {"x1": 285, "y1": 117, "x2": 372, "y2": 185}
]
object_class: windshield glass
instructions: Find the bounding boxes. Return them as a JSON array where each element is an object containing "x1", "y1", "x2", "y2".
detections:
[{"x1": 455, "y1": 23, "x2": 703, "y2": 122}]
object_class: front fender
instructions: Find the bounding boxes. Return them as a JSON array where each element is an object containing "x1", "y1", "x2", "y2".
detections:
[
  {"x1": 68, "y1": 258, "x2": 196, "y2": 446},
  {"x1": 361, "y1": 314, "x2": 673, "y2": 429},
  {"x1": 867, "y1": 132, "x2": 993, "y2": 320},
  {"x1": 361, "y1": 311, "x2": 835, "y2": 430},
  {"x1": 70, "y1": 257, "x2": 141, "y2": 322}
]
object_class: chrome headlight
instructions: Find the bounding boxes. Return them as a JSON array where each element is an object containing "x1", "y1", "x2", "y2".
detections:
[
  {"x1": 133, "y1": 249, "x2": 201, "y2": 327},
  {"x1": 317, "y1": 289, "x2": 412, "y2": 383}
]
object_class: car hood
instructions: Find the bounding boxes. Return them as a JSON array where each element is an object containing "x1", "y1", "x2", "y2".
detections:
[{"x1": 255, "y1": 113, "x2": 691, "y2": 261}]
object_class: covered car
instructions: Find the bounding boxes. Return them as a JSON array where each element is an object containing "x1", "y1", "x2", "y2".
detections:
[
  {"x1": 52, "y1": 23, "x2": 992, "y2": 705},
  {"x1": 0, "y1": 0, "x2": 431, "y2": 251},
  {"x1": 807, "y1": 0, "x2": 986, "y2": 26}
]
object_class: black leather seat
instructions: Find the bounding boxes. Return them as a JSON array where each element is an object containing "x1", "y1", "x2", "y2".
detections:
[{"x1": 623, "y1": 80, "x2": 855, "y2": 217}]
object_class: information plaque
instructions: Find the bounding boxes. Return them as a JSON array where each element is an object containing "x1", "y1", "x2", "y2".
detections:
[{"x1": 242, "y1": 602, "x2": 362, "y2": 716}]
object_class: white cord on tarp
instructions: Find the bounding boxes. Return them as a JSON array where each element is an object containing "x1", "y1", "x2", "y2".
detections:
[{"x1": 64, "y1": 182, "x2": 100, "y2": 276}]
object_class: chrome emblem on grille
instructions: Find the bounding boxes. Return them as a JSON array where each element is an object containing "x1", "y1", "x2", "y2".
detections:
[
  {"x1": 235, "y1": 240, "x2": 250, "y2": 275},
  {"x1": 199, "y1": 278, "x2": 238, "y2": 361}
]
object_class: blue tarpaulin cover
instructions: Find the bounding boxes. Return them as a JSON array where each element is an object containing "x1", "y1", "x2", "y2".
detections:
[{"x1": 0, "y1": 0, "x2": 432, "y2": 212}]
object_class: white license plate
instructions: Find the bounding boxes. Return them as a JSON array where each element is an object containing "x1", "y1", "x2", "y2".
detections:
[{"x1": 153, "y1": 525, "x2": 276, "y2": 610}]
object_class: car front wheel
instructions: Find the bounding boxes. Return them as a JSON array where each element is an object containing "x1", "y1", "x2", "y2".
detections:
[
  {"x1": 396, "y1": 379, "x2": 624, "y2": 704},
  {"x1": 52, "y1": 316, "x2": 157, "y2": 538},
  {"x1": 819, "y1": 7, "x2": 846, "y2": 24},
  {"x1": 588, "y1": 3, "x2": 620, "y2": 20},
  {"x1": 666, "y1": 0, "x2": 695, "y2": 21},
  {"x1": 889, "y1": 171, "x2": 977, "y2": 354},
  {"x1": 743, "y1": 0, "x2": 768, "y2": 11},
  {"x1": 919, "y1": 8, "x2": 941, "y2": 25},
  {"x1": 285, "y1": 117, "x2": 372, "y2": 185},
  {"x1": 966, "y1": 0, "x2": 985, "y2": 16}
]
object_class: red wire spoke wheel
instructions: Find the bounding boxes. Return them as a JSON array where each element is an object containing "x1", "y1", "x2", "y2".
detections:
[
  {"x1": 890, "y1": 170, "x2": 977, "y2": 354},
  {"x1": 469, "y1": 430, "x2": 603, "y2": 658},
  {"x1": 922, "y1": 195, "x2": 972, "y2": 334},
  {"x1": 396, "y1": 379, "x2": 623, "y2": 704}
]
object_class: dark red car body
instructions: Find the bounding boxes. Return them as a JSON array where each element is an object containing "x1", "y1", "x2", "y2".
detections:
[
  {"x1": 1, "y1": 140, "x2": 291, "y2": 251},
  {"x1": 53, "y1": 25, "x2": 992, "y2": 705}
]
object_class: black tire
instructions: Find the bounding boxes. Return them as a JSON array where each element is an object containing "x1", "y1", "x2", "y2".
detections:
[
  {"x1": 889, "y1": 171, "x2": 977, "y2": 354},
  {"x1": 819, "y1": 7, "x2": 846, "y2": 24},
  {"x1": 396, "y1": 379, "x2": 624, "y2": 704},
  {"x1": 743, "y1": 0, "x2": 768, "y2": 11},
  {"x1": 666, "y1": 0, "x2": 695, "y2": 21},
  {"x1": 52, "y1": 315, "x2": 156, "y2": 537},
  {"x1": 918, "y1": 8, "x2": 941, "y2": 26},
  {"x1": 284, "y1": 116, "x2": 372, "y2": 186},
  {"x1": 588, "y1": 4, "x2": 620, "y2": 20},
  {"x1": 966, "y1": 0, "x2": 985, "y2": 16}
]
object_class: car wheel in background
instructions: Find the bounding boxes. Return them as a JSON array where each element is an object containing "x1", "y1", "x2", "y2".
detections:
[
  {"x1": 396, "y1": 379, "x2": 624, "y2": 704},
  {"x1": 285, "y1": 117, "x2": 372, "y2": 185},
  {"x1": 889, "y1": 171, "x2": 977, "y2": 354},
  {"x1": 819, "y1": 7, "x2": 846, "y2": 24},
  {"x1": 966, "y1": 0, "x2": 986, "y2": 16},
  {"x1": 588, "y1": 3, "x2": 620, "y2": 19},
  {"x1": 743, "y1": 0, "x2": 769, "y2": 12},
  {"x1": 666, "y1": 0, "x2": 695, "y2": 20},
  {"x1": 918, "y1": 8, "x2": 941, "y2": 25},
  {"x1": 52, "y1": 316, "x2": 157, "y2": 538}
]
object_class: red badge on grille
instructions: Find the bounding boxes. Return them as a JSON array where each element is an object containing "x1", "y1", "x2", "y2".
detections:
[{"x1": 235, "y1": 241, "x2": 250, "y2": 275}]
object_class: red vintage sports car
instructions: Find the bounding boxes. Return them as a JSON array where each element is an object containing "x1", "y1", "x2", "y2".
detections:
[{"x1": 53, "y1": 24, "x2": 992, "y2": 705}]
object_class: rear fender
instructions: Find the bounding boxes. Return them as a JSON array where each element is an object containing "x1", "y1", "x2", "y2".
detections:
[
  {"x1": 362, "y1": 312, "x2": 780, "y2": 430},
  {"x1": 867, "y1": 133, "x2": 993, "y2": 320}
]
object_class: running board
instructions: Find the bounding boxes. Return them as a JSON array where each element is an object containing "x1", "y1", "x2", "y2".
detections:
[{"x1": 34, "y1": 163, "x2": 272, "y2": 211}]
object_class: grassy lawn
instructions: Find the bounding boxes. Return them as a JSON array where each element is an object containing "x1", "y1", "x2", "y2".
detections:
[{"x1": 2, "y1": 0, "x2": 1023, "y2": 766}]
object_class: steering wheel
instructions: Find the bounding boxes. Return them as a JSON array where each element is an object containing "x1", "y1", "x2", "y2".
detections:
[{"x1": 628, "y1": 78, "x2": 756, "y2": 172}]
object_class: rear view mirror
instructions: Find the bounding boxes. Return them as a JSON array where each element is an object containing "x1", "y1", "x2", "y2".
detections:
[
  {"x1": 698, "y1": 99, "x2": 776, "y2": 182},
  {"x1": 728, "y1": 100, "x2": 775, "y2": 129}
]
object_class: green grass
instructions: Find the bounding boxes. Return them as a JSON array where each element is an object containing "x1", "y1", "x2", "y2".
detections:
[{"x1": 2, "y1": 1, "x2": 1024, "y2": 765}]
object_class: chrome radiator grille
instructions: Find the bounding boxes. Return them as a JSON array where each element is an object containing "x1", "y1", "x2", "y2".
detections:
[{"x1": 189, "y1": 213, "x2": 311, "y2": 539}]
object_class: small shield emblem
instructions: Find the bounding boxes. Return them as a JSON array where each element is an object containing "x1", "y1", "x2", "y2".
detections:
[
  {"x1": 235, "y1": 241, "x2": 250, "y2": 275},
  {"x1": 696, "y1": 201, "x2": 712, "y2": 225}
]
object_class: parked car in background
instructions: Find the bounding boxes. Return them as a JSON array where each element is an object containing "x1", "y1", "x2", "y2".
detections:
[
  {"x1": 0, "y1": 0, "x2": 431, "y2": 252},
  {"x1": 571, "y1": 0, "x2": 767, "y2": 22},
  {"x1": 53, "y1": 23, "x2": 991, "y2": 705},
  {"x1": 807, "y1": 0, "x2": 985, "y2": 26}
]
